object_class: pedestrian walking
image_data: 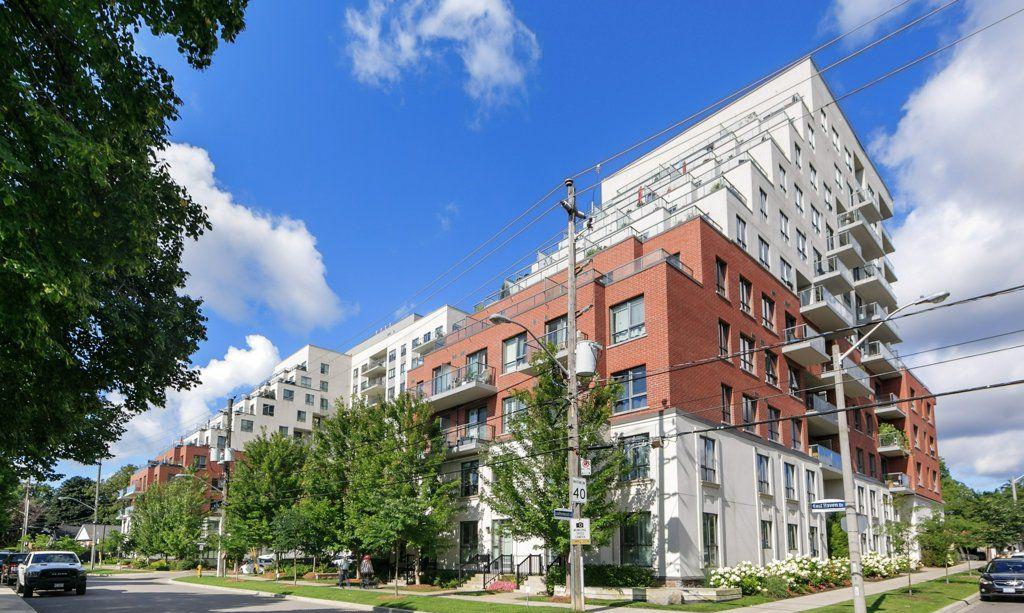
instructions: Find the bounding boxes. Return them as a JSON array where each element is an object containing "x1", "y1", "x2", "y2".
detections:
[
  {"x1": 359, "y1": 554, "x2": 374, "y2": 589},
  {"x1": 333, "y1": 552, "x2": 351, "y2": 588}
]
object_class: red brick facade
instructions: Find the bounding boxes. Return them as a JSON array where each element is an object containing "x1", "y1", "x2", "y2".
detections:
[
  {"x1": 127, "y1": 444, "x2": 232, "y2": 510},
  {"x1": 877, "y1": 370, "x2": 942, "y2": 502}
]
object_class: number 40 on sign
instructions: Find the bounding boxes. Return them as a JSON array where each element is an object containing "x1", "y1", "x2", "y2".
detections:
[{"x1": 571, "y1": 477, "x2": 587, "y2": 505}]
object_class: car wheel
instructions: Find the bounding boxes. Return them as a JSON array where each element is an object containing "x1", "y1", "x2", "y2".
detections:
[
  {"x1": 22, "y1": 584, "x2": 32, "y2": 598},
  {"x1": 980, "y1": 594, "x2": 990, "y2": 601},
  {"x1": 76, "y1": 584, "x2": 86, "y2": 596}
]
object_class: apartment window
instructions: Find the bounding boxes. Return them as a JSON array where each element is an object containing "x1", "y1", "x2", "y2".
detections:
[
  {"x1": 768, "y1": 407, "x2": 781, "y2": 441},
  {"x1": 320, "y1": 397, "x2": 329, "y2": 410},
  {"x1": 459, "y1": 521, "x2": 478, "y2": 563},
  {"x1": 545, "y1": 315, "x2": 568, "y2": 346},
  {"x1": 758, "y1": 237, "x2": 771, "y2": 269},
  {"x1": 820, "y1": 109, "x2": 828, "y2": 130},
  {"x1": 844, "y1": 147, "x2": 853, "y2": 170},
  {"x1": 721, "y1": 385, "x2": 733, "y2": 423},
  {"x1": 320, "y1": 380, "x2": 329, "y2": 392},
  {"x1": 466, "y1": 349, "x2": 487, "y2": 378},
  {"x1": 744, "y1": 395, "x2": 757, "y2": 432},
  {"x1": 502, "y1": 333, "x2": 527, "y2": 373},
  {"x1": 865, "y1": 414, "x2": 873, "y2": 436},
  {"x1": 807, "y1": 124, "x2": 816, "y2": 150},
  {"x1": 759, "y1": 188, "x2": 769, "y2": 220},
  {"x1": 797, "y1": 231, "x2": 807, "y2": 261},
  {"x1": 700, "y1": 436, "x2": 717, "y2": 483},
  {"x1": 623, "y1": 434, "x2": 650, "y2": 480},
  {"x1": 809, "y1": 164, "x2": 818, "y2": 190},
  {"x1": 297, "y1": 410, "x2": 307, "y2": 423},
  {"x1": 857, "y1": 485, "x2": 866, "y2": 513},
  {"x1": 765, "y1": 352, "x2": 779, "y2": 387},
  {"x1": 913, "y1": 425, "x2": 920, "y2": 448},
  {"x1": 735, "y1": 216, "x2": 748, "y2": 250},
  {"x1": 279, "y1": 426, "x2": 288, "y2": 436},
  {"x1": 320, "y1": 363, "x2": 330, "y2": 375},
  {"x1": 240, "y1": 419, "x2": 254, "y2": 433},
  {"x1": 300, "y1": 375, "x2": 312, "y2": 388},
  {"x1": 809, "y1": 526, "x2": 820, "y2": 557},
  {"x1": 194, "y1": 455, "x2": 206, "y2": 469},
  {"x1": 501, "y1": 396, "x2": 526, "y2": 433},
  {"x1": 784, "y1": 463, "x2": 797, "y2": 500},
  {"x1": 788, "y1": 365, "x2": 800, "y2": 397},
  {"x1": 760, "y1": 519, "x2": 773, "y2": 551},
  {"x1": 613, "y1": 366, "x2": 648, "y2": 414},
  {"x1": 870, "y1": 490, "x2": 878, "y2": 517},
  {"x1": 917, "y1": 462, "x2": 924, "y2": 486},
  {"x1": 853, "y1": 409, "x2": 862, "y2": 430},
  {"x1": 780, "y1": 259, "x2": 794, "y2": 290},
  {"x1": 778, "y1": 165, "x2": 787, "y2": 193},
  {"x1": 856, "y1": 449, "x2": 864, "y2": 474},
  {"x1": 620, "y1": 512, "x2": 653, "y2": 567},
  {"x1": 739, "y1": 277, "x2": 753, "y2": 314},
  {"x1": 834, "y1": 163, "x2": 842, "y2": 186},
  {"x1": 283, "y1": 389, "x2": 294, "y2": 401},
  {"x1": 715, "y1": 258, "x2": 728, "y2": 297},
  {"x1": 717, "y1": 321, "x2": 730, "y2": 358},
  {"x1": 739, "y1": 335, "x2": 755, "y2": 373},
  {"x1": 461, "y1": 460, "x2": 479, "y2": 496},
  {"x1": 611, "y1": 296, "x2": 646, "y2": 344},
  {"x1": 756, "y1": 453, "x2": 771, "y2": 494},
  {"x1": 791, "y1": 419, "x2": 802, "y2": 451},
  {"x1": 787, "y1": 523, "x2": 799, "y2": 552},
  {"x1": 831, "y1": 126, "x2": 840, "y2": 150},
  {"x1": 806, "y1": 469, "x2": 817, "y2": 503},
  {"x1": 794, "y1": 144, "x2": 802, "y2": 168},
  {"x1": 779, "y1": 212, "x2": 790, "y2": 243},
  {"x1": 262, "y1": 403, "x2": 275, "y2": 416},
  {"x1": 811, "y1": 208, "x2": 821, "y2": 235},
  {"x1": 400, "y1": 344, "x2": 407, "y2": 357},
  {"x1": 761, "y1": 295, "x2": 775, "y2": 331},
  {"x1": 305, "y1": 393, "x2": 314, "y2": 406},
  {"x1": 702, "y1": 512, "x2": 719, "y2": 567},
  {"x1": 794, "y1": 186, "x2": 804, "y2": 214},
  {"x1": 388, "y1": 349, "x2": 396, "y2": 363}
]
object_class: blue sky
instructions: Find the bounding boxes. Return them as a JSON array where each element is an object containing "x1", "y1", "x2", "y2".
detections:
[{"x1": 59, "y1": 0, "x2": 1024, "y2": 491}]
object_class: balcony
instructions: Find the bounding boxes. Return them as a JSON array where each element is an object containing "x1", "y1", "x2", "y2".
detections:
[
  {"x1": 821, "y1": 357, "x2": 873, "y2": 398},
  {"x1": 826, "y1": 231, "x2": 865, "y2": 268},
  {"x1": 860, "y1": 341, "x2": 902, "y2": 378},
  {"x1": 853, "y1": 265, "x2": 897, "y2": 309},
  {"x1": 810, "y1": 444, "x2": 843, "y2": 479},
  {"x1": 782, "y1": 324, "x2": 828, "y2": 367},
  {"x1": 444, "y1": 423, "x2": 494, "y2": 457},
  {"x1": 813, "y1": 256, "x2": 854, "y2": 294},
  {"x1": 838, "y1": 209, "x2": 884, "y2": 260},
  {"x1": 361, "y1": 358, "x2": 386, "y2": 378},
  {"x1": 848, "y1": 191, "x2": 882, "y2": 224},
  {"x1": 876, "y1": 256, "x2": 898, "y2": 283},
  {"x1": 805, "y1": 394, "x2": 839, "y2": 435},
  {"x1": 876, "y1": 222, "x2": 895, "y2": 254},
  {"x1": 877, "y1": 432, "x2": 910, "y2": 457},
  {"x1": 421, "y1": 363, "x2": 497, "y2": 411},
  {"x1": 874, "y1": 393, "x2": 906, "y2": 420},
  {"x1": 885, "y1": 472, "x2": 910, "y2": 492},
  {"x1": 118, "y1": 505, "x2": 135, "y2": 520},
  {"x1": 118, "y1": 485, "x2": 137, "y2": 500},
  {"x1": 412, "y1": 329, "x2": 444, "y2": 354},
  {"x1": 360, "y1": 377, "x2": 385, "y2": 396},
  {"x1": 856, "y1": 302, "x2": 901, "y2": 344},
  {"x1": 800, "y1": 285, "x2": 854, "y2": 330}
]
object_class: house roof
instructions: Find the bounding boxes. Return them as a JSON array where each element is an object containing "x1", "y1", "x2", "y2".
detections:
[{"x1": 74, "y1": 524, "x2": 121, "y2": 541}]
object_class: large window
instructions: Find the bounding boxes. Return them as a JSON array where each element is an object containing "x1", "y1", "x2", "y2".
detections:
[
  {"x1": 735, "y1": 216, "x2": 747, "y2": 250},
  {"x1": 761, "y1": 296, "x2": 775, "y2": 331},
  {"x1": 743, "y1": 395, "x2": 757, "y2": 432},
  {"x1": 739, "y1": 335, "x2": 755, "y2": 373},
  {"x1": 717, "y1": 321, "x2": 730, "y2": 358},
  {"x1": 241, "y1": 419, "x2": 254, "y2": 433},
  {"x1": 758, "y1": 237, "x2": 771, "y2": 269},
  {"x1": 720, "y1": 385, "x2": 732, "y2": 423},
  {"x1": 611, "y1": 296, "x2": 646, "y2": 344},
  {"x1": 613, "y1": 366, "x2": 648, "y2": 414},
  {"x1": 623, "y1": 434, "x2": 650, "y2": 480},
  {"x1": 759, "y1": 188, "x2": 769, "y2": 220},
  {"x1": 791, "y1": 419, "x2": 803, "y2": 451},
  {"x1": 768, "y1": 407, "x2": 780, "y2": 441},
  {"x1": 784, "y1": 463, "x2": 797, "y2": 500},
  {"x1": 502, "y1": 333, "x2": 527, "y2": 373},
  {"x1": 501, "y1": 396, "x2": 526, "y2": 433},
  {"x1": 544, "y1": 315, "x2": 568, "y2": 346},
  {"x1": 459, "y1": 521, "x2": 479, "y2": 563},
  {"x1": 700, "y1": 436, "x2": 717, "y2": 483},
  {"x1": 739, "y1": 277, "x2": 752, "y2": 314},
  {"x1": 779, "y1": 212, "x2": 790, "y2": 243},
  {"x1": 756, "y1": 453, "x2": 771, "y2": 494},
  {"x1": 810, "y1": 526, "x2": 820, "y2": 557},
  {"x1": 806, "y1": 469, "x2": 817, "y2": 503},
  {"x1": 760, "y1": 519, "x2": 773, "y2": 552},
  {"x1": 702, "y1": 512, "x2": 719, "y2": 568},
  {"x1": 620, "y1": 513, "x2": 653, "y2": 566},
  {"x1": 715, "y1": 259, "x2": 728, "y2": 297},
  {"x1": 787, "y1": 523, "x2": 799, "y2": 552},
  {"x1": 461, "y1": 460, "x2": 479, "y2": 496},
  {"x1": 262, "y1": 403, "x2": 275, "y2": 416},
  {"x1": 765, "y1": 352, "x2": 779, "y2": 387}
]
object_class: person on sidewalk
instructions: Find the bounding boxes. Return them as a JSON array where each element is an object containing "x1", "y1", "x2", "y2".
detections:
[
  {"x1": 333, "y1": 552, "x2": 351, "y2": 588},
  {"x1": 359, "y1": 555, "x2": 374, "y2": 589}
]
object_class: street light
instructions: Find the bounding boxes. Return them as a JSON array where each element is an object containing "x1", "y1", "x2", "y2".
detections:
[
  {"x1": 487, "y1": 313, "x2": 571, "y2": 378},
  {"x1": 58, "y1": 496, "x2": 99, "y2": 569},
  {"x1": 832, "y1": 290, "x2": 948, "y2": 613}
]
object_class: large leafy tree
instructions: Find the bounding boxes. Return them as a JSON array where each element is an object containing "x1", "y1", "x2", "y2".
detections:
[
  {"x1": 339, "y1": 395, "x2": 458, "y2": 583},
  {"x1": 42, "y1": 476, "x2": 96, "y2": 528},
  {"x1": 0, "y1": 0, "x2": 248, "y2": 475},
  {"x1": 482, "y1": 350, "x2": 631, "y2": 561},
  {"x1": 130, "y1": 474, "x2": 206, "y2": 561}
]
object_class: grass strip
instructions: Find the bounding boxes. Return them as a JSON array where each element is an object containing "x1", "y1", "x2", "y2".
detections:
[{"x1": 807, "y1": 572, "x2": 977, "y2": 613}]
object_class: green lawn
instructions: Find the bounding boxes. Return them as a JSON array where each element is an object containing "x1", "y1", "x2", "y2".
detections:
[
  {"x1": 807, "y1": 573, "x2": 977, "y2": 613},
  {"x1": 523, "y1": 594, "x2": 773, "y2": 611},
  {"x1": 176, "y1": 576, "x2": 565, "y2": 612}
]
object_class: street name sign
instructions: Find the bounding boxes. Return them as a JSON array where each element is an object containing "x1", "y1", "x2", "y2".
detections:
[
  {"x1": 810, "y1": 499, "x2": 847, "y2": 513},
  {"x1": 553, "y1": 508, "x2": 573, "y2": 520},
  {"x1": 570, "y1": 518, "x2": 591, "y2": 545}
]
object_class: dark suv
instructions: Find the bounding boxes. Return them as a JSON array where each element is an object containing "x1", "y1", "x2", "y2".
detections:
[
  {"x1": 980, "y1": 558, "x2": 1024, "y2": 601},
  {"x1": 1, "y1": 552, "x2": 27, "y2": 585}
]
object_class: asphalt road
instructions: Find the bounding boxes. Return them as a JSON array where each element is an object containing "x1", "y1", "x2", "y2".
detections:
[
  {"x1": 10, "y1": 574, "x2": 358, "y2": 612},
  {"x1": 967, "y1": 596, "x2": 1024, "y2": 610}
]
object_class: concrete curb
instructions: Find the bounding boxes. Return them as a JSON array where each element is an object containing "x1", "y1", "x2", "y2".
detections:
[
  {"x1": 934, "y1": 591, "x2": 980, "y2": 613},
  {"x1": 0, "y1": 588, "x2": 36, "y2": 613},
  {"x1": 168, "y1": 577, "x2": 416, "y2": 613}
]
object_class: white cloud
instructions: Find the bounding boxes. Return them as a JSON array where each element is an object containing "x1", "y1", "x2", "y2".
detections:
[
  {"x1": 436, "y1": 202, "x2": 460, "y2": 231},
  {"x1": 344, "y1": 0, "x2": 540, "y2": 111},
  {"x1": 871, "y1": 0, "x2": 1024, "y2": 488},
  {"x1": 110, "y1": 335, "x2": 280, "y2": 462},
  {"x1": 825, "y1": 0, "x2": 914, "y2": 41},
  {"x1": 159, "y1": 143, "x2": 354, "y2": 332}
]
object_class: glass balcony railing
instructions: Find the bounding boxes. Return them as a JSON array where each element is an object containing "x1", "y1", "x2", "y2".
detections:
[
  {"x1": 885, "y1": 472, "x2": 910, "y2": 490},
  {"x1": 878, "y1": 432, "x2": 908, "y2": 450},
  {"x1": 429, "y1": 363, "x2": 495, "y2": 397},
  {"x1": 799, "y1": 285, "x2": 854, "y2": 323},
  {"x1": 810, "y1": 445, "x2": 843, "y2": 472},
  {"x1": 443, "y1": 423, "x2": 494, "y2": 451},
  {"x1": 853, "y1": 264, "x2": 896, "y2": 296},
  {"x1": 806, "y1": 393, "x2": 836, "y2": 415}
]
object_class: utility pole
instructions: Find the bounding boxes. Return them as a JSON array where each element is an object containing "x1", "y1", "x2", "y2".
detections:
[
  {"x1": 562, "y1": 179, "x2": 585, "y2": 613},
  {"x1": 21, "y1": 477, "x2": 31, "y2": 551},
  {"x1": 832, "y1": 344, "x2": 866, "y2": 613},
  {"x1": 91, "y1": 462, "x2": 102, "y2": 570},
  {"x1": 218, "y1": 397, "x2": 234, "y2": 577}
]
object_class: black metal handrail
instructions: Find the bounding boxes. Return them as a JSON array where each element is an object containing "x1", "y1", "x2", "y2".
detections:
[
  {"x1": 514, "y1": 553, "x2": 545, "y2": 585},
  {"x1": 482, "y1": 554, "x2": 514, "y2": 589}
]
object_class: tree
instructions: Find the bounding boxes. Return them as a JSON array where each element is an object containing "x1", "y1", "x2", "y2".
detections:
[
  {"x1": 884, "y1": 506, "x2": 914, "y2": 594},
  {"x1": 482, "y1": 350, "x2": 632, "y2": 564},
  {"x1": 130, "y1": 474, "x2": 206, "y2": 561},
  {"x1": 826, "y1": 514, "x2": 848, "y2": 558},
  {"x1": 0, "y1": 0, "x2": 248, "y2": 477},
  {"x1": 272, "y1": 506, "x2": 306, "y2": 585},
  {"x1": 226, "y1": 433, "x2": 307, "y2": 576},
  {"x1": 42, "y1": 476, "x2": 96, "y2": 529},
  {"x1": 339, "y1": 394, "x2": 459, "y2": 586}
]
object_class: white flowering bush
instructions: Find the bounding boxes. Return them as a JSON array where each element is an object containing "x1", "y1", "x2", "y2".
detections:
[{"x1": 708, "y1": 554, "x2": 916, "y2": 596}]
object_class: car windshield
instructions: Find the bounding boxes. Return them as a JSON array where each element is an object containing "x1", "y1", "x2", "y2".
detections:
[
  {"x1": 7, "y1": 554, "x2": 27, "y2": 564},
  {"x1": 31, "y1": 553, "x2": 80, "y2": 564},
  {"x1": 989, "y1": 560, "x2": 1024, "y2": 573}
]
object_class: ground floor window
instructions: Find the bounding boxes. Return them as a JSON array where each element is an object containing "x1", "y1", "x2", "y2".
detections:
[
  {"x1": 786, "y1": 523, "x2": 799, "y2": 553},
  {"x1": 702, "y1": 512, "x2": 719, "y2": 568},
  {"x1": 459, "y1": 521, "x2": 478, "y2": 563},
  {"x1": 620, "y1": 512, "x2": 653, "y2": 566},
  {"x1": 760, "y1": 520, "x2": 773, "y2": 555},
  {"x1": 809, "y1": 526, "x2": 820, "y2": 557}
]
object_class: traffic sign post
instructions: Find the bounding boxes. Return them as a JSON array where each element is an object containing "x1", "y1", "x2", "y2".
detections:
[{"x1": 570, "y1": 518, "x2": 591, "y2": 545}]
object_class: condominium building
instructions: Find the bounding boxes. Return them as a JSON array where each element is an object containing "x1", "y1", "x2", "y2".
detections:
[{"x1": 406, "y1": 58, "x2": 941, "y2": 582}]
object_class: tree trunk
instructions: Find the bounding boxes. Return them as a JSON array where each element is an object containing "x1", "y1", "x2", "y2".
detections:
[
  {"x1": 394, "y1": 547, "x2": 399, "y2": 596},
  {"x1": 907, "y1": 568, "x2": 913, "y2": 595},
  {"x1": 275, "y1": 553, "x2": 281, "y2": 581},
  {"x1": 414, "y1": 547, "x2": 421, "y2": 586},
  {"x1": 293, "y1": 556, "x2": 297, "y2": 585}
]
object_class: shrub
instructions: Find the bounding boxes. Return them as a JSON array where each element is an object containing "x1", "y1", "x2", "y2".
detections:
[
  {"x1": 764, "y1": 575, "x2": 789, "y2": 599},
  {"x1": 709, "y1": 554, "x2": 917, "y2": 596},
  {"x1": 421, "y1": 568, "x2": 465, "y2": 589},
  {"x1": 275, "y1": 562, "x2": 313, "y2": 579},
  {"x1": 545, "y1": 564, "x2": 656, "y2": 593},
  {"x1": 148, "y1": 561, "x2": 171, "y2": 571}
]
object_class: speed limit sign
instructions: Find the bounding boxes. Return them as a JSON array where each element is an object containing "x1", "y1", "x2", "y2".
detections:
[{"x1": 571, "y1": 477, "x2": 587, "y2": 505}]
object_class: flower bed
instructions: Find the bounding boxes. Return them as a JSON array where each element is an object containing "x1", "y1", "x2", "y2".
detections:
[{"x1": 708, "y1": 553, "x2": 918, "y2": 596}]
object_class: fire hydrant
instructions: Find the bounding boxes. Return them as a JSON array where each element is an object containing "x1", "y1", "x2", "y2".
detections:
[{"x1": 197, "y1": 564, "x2": 203, "y2": 578}]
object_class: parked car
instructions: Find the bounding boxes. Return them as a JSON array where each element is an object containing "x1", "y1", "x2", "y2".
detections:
[
  {"x1": 1009, "y1": 552, "x2": 1024, "y2": 559},
  {"x1": 15, "y1": 551, "x2": 87, "y2": 597},
  {"x1": 1, "y1": 553, "x2": 27, "y2": 585},
  {"x1": 980, "y1": 558, "x2": 1024, "y2": 601}
]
